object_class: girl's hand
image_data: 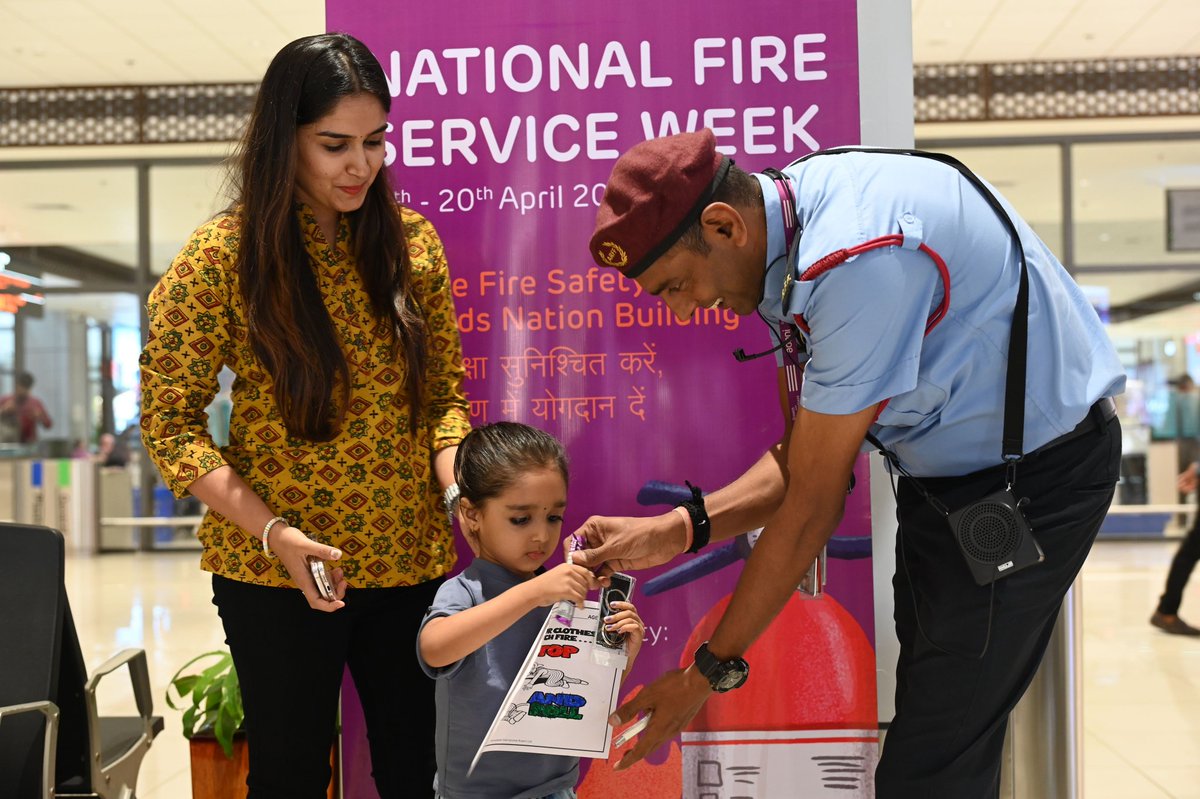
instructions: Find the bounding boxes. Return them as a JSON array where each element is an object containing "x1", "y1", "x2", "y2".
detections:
[
  {"x1": 529, "y1": 563, "x2": 599, "y2": 608},
  {"x1": 605, "y1": 600, "x2": 645, "y2": 663}
]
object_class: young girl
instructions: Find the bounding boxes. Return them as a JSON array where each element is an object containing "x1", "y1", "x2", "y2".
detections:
[{"x1": 418, "y1": 422, "x2": 645, "y2": 799}]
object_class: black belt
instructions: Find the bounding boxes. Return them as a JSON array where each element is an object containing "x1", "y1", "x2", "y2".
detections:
[{"x1": 1029, "y1": 397, "x2": 1117, "y2": 457}]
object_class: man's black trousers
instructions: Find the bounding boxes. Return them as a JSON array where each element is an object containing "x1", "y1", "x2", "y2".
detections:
[{"x1": 875, "y1": 414, "x2": 1121, "y2": 798}]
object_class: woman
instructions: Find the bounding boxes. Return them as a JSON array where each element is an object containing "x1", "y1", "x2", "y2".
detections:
[{"x1": 140, "y1": 33, "x2": 469, "y2": 798}]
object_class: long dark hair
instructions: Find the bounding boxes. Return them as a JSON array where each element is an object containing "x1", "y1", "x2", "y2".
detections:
[{"x1": 231, "y1": 32, "x2": 427, "y2": 441}]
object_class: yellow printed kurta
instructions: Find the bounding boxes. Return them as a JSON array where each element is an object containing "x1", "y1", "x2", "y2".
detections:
[{"x1": 140, "y1": 206, "x2": 470, "y2": 588}]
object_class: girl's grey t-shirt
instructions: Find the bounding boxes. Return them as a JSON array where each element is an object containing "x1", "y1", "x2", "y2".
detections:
[{"x1": 417, "y1": 558, "x2": 579, "y2": 799}]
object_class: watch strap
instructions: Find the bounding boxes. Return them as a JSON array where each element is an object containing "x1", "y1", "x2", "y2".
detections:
[
  {"x1": 693, "y1": 641, "x2": 748, "y2": 692},
  {"x1": 694, "y1": 641, "x2": 718, "y2": 679},
  {"x1": 678, "y1": 481, "x2": 711, "y2": 554}
]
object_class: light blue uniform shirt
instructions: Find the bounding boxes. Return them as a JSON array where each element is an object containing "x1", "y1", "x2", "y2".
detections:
[{"x1": 754, "y1": 150, "x2": 1125, "y2": 477}]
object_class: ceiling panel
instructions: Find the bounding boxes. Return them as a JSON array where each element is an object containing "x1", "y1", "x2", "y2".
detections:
[
  {"x1": 1, "y1": 4, "x2": 125, "y2": 85},
  {"x1": 961, "y1": 0, "x2": 1076, "y2": 63},
  {"x1": 1031, "y1": 0, "x2": 1148, "y2": 60},
  {"x1": 912, "y1": 0, "x2": 1000, "y2": 63},
  {"x1": 0, "y1": 0, "x2": 324, "y2": 87},
  {"x1": 42, "y1": 7, "x2": 195, "y2": 84},
  {"x1": 0, "y1": 1, "x2": 1196, "y2": 86},
  {"x1": 911, "y1": 0, "x2": 1200, "y2": 64},
  {"x1": 1116, "y1": 0, "x2": 1200, "y2": 57},
  {"x1": 83, "y1": 0, "x2": 221, "y2": 83}
]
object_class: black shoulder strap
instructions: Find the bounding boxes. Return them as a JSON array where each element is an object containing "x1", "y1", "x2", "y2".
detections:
[{"x1": 786, "y1": 147, "x2": 1030, "y2": 461}]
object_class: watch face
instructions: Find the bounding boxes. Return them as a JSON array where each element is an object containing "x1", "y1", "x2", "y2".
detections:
[
  {"x1": 714, "y1": 660, "x2": 749, "y2": 692},
  {"x1": 695, "y1": 643, "x2": 749, "y2": 693}
]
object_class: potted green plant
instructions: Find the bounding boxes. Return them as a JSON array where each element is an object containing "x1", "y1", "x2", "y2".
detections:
[
  {"x1": 166, "y1": 650, "x2": 248, "y2": 798},
  {"x1": 167, "y1": 650, "x2": 244, "y2": 756},
  {"x1": 165, "y1": 650, "x2": 339, "y2": 799}
]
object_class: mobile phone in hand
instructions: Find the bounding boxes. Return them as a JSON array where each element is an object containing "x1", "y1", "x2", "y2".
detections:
[
  {"x1": 596, "y1": 572, "x2": 636, "y2": 649},
  {"x1": 307, "y1": 556, "x2": 335, "y2": 601}
]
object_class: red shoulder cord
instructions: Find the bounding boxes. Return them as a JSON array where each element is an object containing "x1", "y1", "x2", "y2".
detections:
[{"x1": 792, "y1": 234, "x2": 952, "y2": 420}]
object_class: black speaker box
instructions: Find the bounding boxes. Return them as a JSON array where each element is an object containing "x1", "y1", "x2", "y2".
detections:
[{"x1": 946, "y1": 489, "x2": 1044, "y2": 586}]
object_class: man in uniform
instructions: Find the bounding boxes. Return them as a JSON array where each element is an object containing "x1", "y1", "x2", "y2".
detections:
[{"x1": 570, "y1": 130, "x2": 1124, "y2": 797}]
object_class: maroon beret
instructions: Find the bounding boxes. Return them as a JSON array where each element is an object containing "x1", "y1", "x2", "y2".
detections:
[{"x1": 590, "y1": 129, "x2": 731, "y2": 278}]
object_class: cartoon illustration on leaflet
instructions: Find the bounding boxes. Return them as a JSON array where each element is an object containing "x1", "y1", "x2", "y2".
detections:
[{"x1": 524, "y1": 664, "x2": 591, "y2": 690}]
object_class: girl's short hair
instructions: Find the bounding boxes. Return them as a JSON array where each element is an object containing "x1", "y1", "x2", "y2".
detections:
[{"x1": 453, "y1": 422, "x2": 568, "y2": 506}]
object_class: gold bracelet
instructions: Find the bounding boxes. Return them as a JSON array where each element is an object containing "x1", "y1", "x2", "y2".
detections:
[{"x1": 262, "y1": 516, "x2": 286, "y2": 558}]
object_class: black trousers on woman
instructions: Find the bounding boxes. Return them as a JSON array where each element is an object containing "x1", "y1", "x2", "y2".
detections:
[
  {"x1": 213, "y1": 574, "x2": 443, "y2": 799},
  {"x1": 875, "y1": 408, "x2": 1121, "y2": 798}
]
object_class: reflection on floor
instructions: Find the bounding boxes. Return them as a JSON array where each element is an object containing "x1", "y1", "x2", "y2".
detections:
[{"x1": 62, "y1": 539, "x2": 1200, "y2": 798}]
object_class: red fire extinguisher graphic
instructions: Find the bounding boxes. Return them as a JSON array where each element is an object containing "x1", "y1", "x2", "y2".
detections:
[
  {"x1": 641, "y1": 479, "x2": 879, "y2": 798},
  {"x1": 679, "y1": 592, "x2": 877, "y2": 797}
]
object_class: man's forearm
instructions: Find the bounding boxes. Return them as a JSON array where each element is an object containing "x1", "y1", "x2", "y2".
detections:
[
  {"x1": 706, "y1": 498, "x2": 841, "y2": 661},
  {"x1": 703, "y1": 442, "x2": 788, "y2": 543},
  {"x1": 705, "y1": 404, "x2": 877, "y2": 662}
]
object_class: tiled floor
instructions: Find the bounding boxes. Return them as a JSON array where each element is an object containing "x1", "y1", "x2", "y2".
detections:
[
  {"x1": 1078, "y1": 541, "x2": 1200, "y2": 799},
  {"x1": 62, "y1": 539, "x2": 1200, "y2": 798}
]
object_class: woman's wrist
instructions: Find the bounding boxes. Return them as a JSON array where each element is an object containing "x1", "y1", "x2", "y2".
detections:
[{"x1": 261, "y1": 515, "x2": 287, "y2": 557}]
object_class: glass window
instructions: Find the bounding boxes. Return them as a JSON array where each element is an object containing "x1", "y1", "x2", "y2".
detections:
[
  {"x1": 150, "y1": 163, "x2": 229, "y2": 275},
  {"x1": 16, "y1": 291, "x2": 141, "y2": 453},
  {"x1": 1072, "y1": 140, "x2": 1200, "y2": 511},
  {"x1": 1073, "y1": 140, "x2": 1200, "y2": 267},
  {"x1": 937, "y1": 144, "x2": 1065, "y2": 258},
  {"x1": 0, "y1": 166, "x2": 139, "y2": 287}
]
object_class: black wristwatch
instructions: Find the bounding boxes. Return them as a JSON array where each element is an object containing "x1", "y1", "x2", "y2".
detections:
[{"x1": 693, "y1": 642, "x2": 749, "y2": 693}]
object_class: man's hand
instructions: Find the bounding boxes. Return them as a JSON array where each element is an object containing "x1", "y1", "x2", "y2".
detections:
[
  {"x1": 568, "y1": 512, "x2": 688, "y2": 576},
  {"x1": 608, "y1": 664, "x2": 712, "y2": 770},
  {"x1": 1179, "y1": 463, "x2": 1198, "y2": 494}
]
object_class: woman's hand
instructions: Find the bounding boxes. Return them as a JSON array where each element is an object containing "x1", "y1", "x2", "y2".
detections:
[
  {"x1": 271, "y1": 525, "x2": 348, "y2": 612},
  {"x1": 527, "y1": 563, "x2": 600, "y2": 608}
]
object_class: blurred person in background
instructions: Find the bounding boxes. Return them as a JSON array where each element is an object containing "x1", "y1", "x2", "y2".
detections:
[
  {"x1": 0, "y1": 371, "x2": 52, "y2": 444},
  {"x1": 1164, "y1": 374, "x2": 1200, "y2": 506},
  {"x1": 97, "y1": 430, "x2": 130, "y2": 468},
  {"x1": 1156, "y1": 459, "x2": 1200, "y2": 635}
]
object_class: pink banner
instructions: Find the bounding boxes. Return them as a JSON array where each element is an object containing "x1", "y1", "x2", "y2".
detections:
[{"x1": 325, "y1": 1, "x2": 876, "y2": 795}]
